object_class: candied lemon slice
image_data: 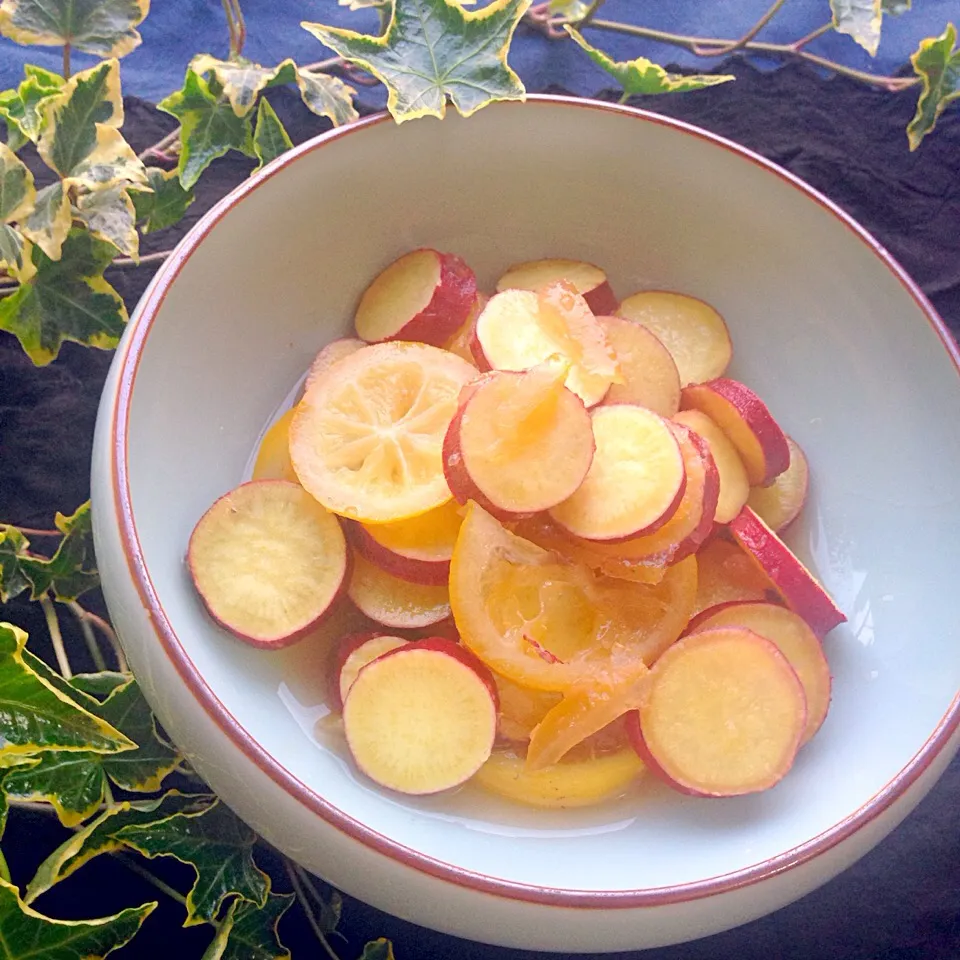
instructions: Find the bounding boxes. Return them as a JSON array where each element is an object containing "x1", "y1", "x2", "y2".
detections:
[
  {"x1": 450, "y1": 502, "x2": 697, "y2": 692},
  {"x1": 290, "y1": 342, "x2": 476, "y2": 523}
]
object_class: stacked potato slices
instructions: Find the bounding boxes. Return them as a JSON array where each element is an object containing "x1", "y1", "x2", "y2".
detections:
[{"x1": 188, "y1": 250, "x2": 845, "y2": 805}]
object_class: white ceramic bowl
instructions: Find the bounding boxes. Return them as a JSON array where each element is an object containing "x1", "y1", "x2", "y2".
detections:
[{"x1": 91, "y1": 96, "x2": 960, "y2": 952}]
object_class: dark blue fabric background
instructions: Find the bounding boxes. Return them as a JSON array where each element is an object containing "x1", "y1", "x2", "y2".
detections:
[{"x1": 1, "y1": 0, "x2": 958, "y2": 105}]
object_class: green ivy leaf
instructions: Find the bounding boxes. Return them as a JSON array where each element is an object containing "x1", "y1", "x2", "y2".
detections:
[
  {"x1": 0, "y1": 227, "x2": 126, "y2": 365},
  {"x1": 76, "y1": 183, "x2": 138, "y2": 259},
  {"x1": 66, "y1": 125, "x2": 147, "y2": 191},
  {"x1": 907, "y1": 23, "x2": 960, "y2": 150},
  {"x1": 3, "y1": 748, "x2": 110, "y2": 826},
  {"x1": 4, "y1": 678, "x2": 179, "y2": 826},
  {"x1": 37, "y1": 59, "x2": 123, "y2": 178},
  {"x1": 17, "y1": 502, "x2": 99, "y2": 601},
  {"x1": 98, "y1": 677, "x2": 180, "y2": 791},
  {"x1": 302, "y1": 0, "x2": 530, "y2": 123},
  {"x1": 0, "y1": 622, "x2": 134, "y2": 755},
  {"x1": 0, "y1": 876, "x2": 154, "y2": 958},
  {"x1": 201, "y1": 889, "x2": 294, "y2": 960},
  {"x1": 69, "y1": 671, "x2": 129, "y2": 701},
  {"x1": 131, "y1": 167, "x2": 194, "y2": 233},
  {"x1": 0, "y1": 74, "x2": 63, "y2": 146},
  {"x1": 190, "y1": 55, "x2": 290, "y2": 118},
  {"x1": 0, "y1": 528, "x2": 31, "y2": 604},
  {"x1": 0, "y1": 0, "x2": 150, "y2": 58},
  {"x1": 252, "y1": 99, "x2": 293, "y2": 171},
  {"x1": 565, "y1": 27, "x2": 735, "y2": 100},
  {"x1": 18, "y1": 181, "x2": 71, "y2": 261},
  {"x1": 0, "y1": 142, "x2": 34, "y2": 222},
  {"x1": 26, "y1": 791, "x2": 213, "y2": 903},
  {"x1": 0, "y1": 225, "x2": 27, "y2": 274},
  {"x1": 294, "y1": 70, "x2": 358, "y2": 126},
  {"x1": 0, "y1": 754, "x2": 38, "y2": 838},
  {"x1": 359, "y1": 938, "x2": 397, "y2": 960},
  {"x1": 158, "y1": 69, "x2": 254, "y2": 190},
  {"x1": 118, "y1": 800, "x2": 269, "y2": 926}
]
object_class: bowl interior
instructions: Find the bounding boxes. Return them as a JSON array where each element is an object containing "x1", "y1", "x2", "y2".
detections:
[{"x1": 121, "y1": 99, "x2": 960, "y2": 893}]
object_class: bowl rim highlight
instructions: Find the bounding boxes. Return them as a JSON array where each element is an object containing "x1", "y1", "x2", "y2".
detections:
[{"x1": 106, "y1": 94, "x2": 960, "y2": 909}]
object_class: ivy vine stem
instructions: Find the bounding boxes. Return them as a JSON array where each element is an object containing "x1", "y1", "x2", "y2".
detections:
[
  {"x1": 64, "y1": 601, "x2": 107, "y2": 672},
  {"x1": 39, "y1": 595, "x2": 71, "y2": 679},
  {"x1": 585, "y1": 18, "x2": 921, "y2": 91},
  {"x1": 62, "y1": 42, "x2": 71, "y2": 81},
  {"x1": 285, "y1": 861, "x2": 341, "y2": 960},
  {"x1": 66, "y1": 601, "x2": 128, "y2": 672},
  {"x1": 690, "y1": 0, "x2": 788, "y2": 56}
]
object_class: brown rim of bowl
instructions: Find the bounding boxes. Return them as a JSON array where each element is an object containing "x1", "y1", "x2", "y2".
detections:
[{"x1": 110, "y1": 94, "x2": 960, "y2": 909}]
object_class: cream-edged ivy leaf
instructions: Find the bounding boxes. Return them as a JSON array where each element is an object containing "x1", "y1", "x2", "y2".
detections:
[
  {"x1": 76, "y1": 183, "x2": 138, "y2": 259},
  {"x1": 0, "y1": 876, "x2": 154, "y2": 959},
  {"x1": 0, "y1": 0, "x2": 150, "y2": 59},
  {"x1": 17, "y1": 181, "x2": 70, "y2": 262},
  {"x1": 294, "y1": 69, "x2": 358, "y2": 126},
  {"x1": 189, "y1": 55, "x2": 292, "y2": 118},
  {"x1": 66, "y1": 124, "x2": 147, "y2": 190},
  {"x1": 0, "y1": 142, "x2": 34, "y2": 222},
  {"x1": 131, "y1": 166, "x2": 194, "y2": 233},
  {"x1": 0, "y1": 224, "x2": 27, "y2": 273},
  {"x1": 252, "y1": 98, "x2": 293, "y2": 171},
  {"x1": 907, "y1": 23, "x2": 960, "y2": 149},
  {"x1": 302, "y1": 0, "x2": 530, "y2": 123},
  {"x1": 158, "y1": 69, "x2": 255, "y2": 190},
  {"x1": 0, "y1": 622, "x2": 134, "y2": 755},
  {"x1": 37, "y1": 59, "x2": 123, "y2": 178},
  {"x1": 0, "y1": 228, "x2": 127, "y2": 364},
  {"x1": 566, "y1": 27, "x2": 735, "y2": 100}
]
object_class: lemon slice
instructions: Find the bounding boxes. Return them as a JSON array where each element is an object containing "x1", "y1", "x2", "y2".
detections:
[{"x1": 290, "y1": 342, "x2": 476, "y2": 523}]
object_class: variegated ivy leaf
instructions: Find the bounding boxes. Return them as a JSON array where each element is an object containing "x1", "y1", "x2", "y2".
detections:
[
  {"x1": 188, "y1": 54, "x2": 358, "y2": 128},
  {"x1": 0, "y1": 0, "x2": 150, "y2": 59},
  {"x1": 302, "y1": 0, "x2": 530, "y2": 123},
  {"x1": 0, "y1": 74, "x2": 63, "y2": 147},
  {"x1": 118, "y1": 800, "x2": 269, "y2": 926},
  {"x1": 76, "y1": 183, "x2": 138, "y2": 259},
  {"x1": 158, "y1": 69, "x2": 255, "y2": 190},
  {"x1": 295, "y1": 70, "x2": 358, "y2": 126},
  {"x1": 0, "y1": 876, "x2": 154, "y2": 959},
  {"x1": 0, "y1": 622, "x2": 134, "y2": 755},
  {"x1": 4, "y1": 676, "x2": 181, "y2": 826},
  {"x1": 67, "y1": 125, "x2": 147, "y2": 191},
  {"x1": 18, "y1": 181, "x2": 71, "y2": 261},
  {"x1": 566, "y1": 28, "x2": 735, "y2": 101},
  {"x1": 190, "y1": 55, "x2": 294, "y2": 118},
  {"x1": 0, "y1": 228, "x2": 127, "y2": 364},
  {"x1": 3, "y1": 748, "x2": 111, "y2": 826},
  {"x1": 907, "y1": 23, "x2": 960, "y2": 150},
  {"x1": 0, "y1": 224, "x2": 27, "y2": 274},
  {"x1": 830, "y1": 0, "x2": 910, "y2": 56},
  {"x1": 201, "y1": 889, "x2": 294, "y2": 960},
  {"x1": 17, "y1": 502, "x2": 100, "y2": 601},
  {"x1": 359, "y1": 939, "x2": 397, "y2": 960},
  {"x1": 0, "y1": 526, "x2": 31, "y2": 604},
  {"x1": 252, "y1": 99, "x2": 293, "y2": 171},
  {"x1": 69, "y1": 671, "x2": 129, "y2": 701},
  {"x1": 0, "y1": 142, "x2": 34, "y2": 223},
  {"x1": 26, "y1": 791, "x2": 213, "y2": 903},
  {"x1": 131, "y1": 166, "x2": 194, "y2": 233},
  {"x1": 37, "y1": 59, "x2": 123, "y2": 179}
]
